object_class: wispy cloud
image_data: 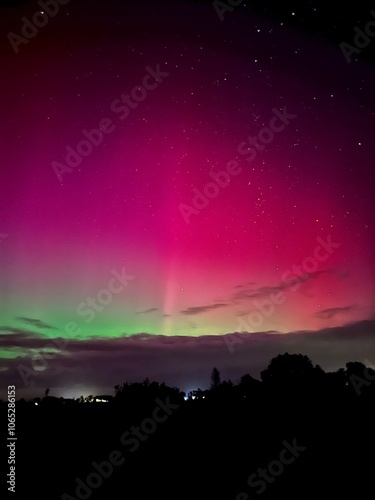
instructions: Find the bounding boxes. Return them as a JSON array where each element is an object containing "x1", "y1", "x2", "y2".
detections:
[
  {"x1": 0, "y1": 328, "x2": 50, "y2": 348},
  {"x1": 1, "y1": 319, "x2": 375, "y2": 399},
  {"x1": 232, "y1": 270, "x2": 328, "y2": 302},
  {"x1": 15, "y1": 317, "x2": 57, "y2": 329},
  {"x1": 315, "y1": 305, "x2": 356, "y2": 320},
  {"x1": 134, "y1": 308, "x2": 158, "y2": 315},
  {"x1": 180, "y1": 303, "x2": 228, "y2": 316}
]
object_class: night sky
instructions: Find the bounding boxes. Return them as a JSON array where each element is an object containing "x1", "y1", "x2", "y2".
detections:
[{"x1": 1, "y1": 0, "x2": 375, "y2": 398}]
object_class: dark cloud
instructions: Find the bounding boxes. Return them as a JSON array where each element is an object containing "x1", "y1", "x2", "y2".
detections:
[
  {"x1": 232, "y1": 283, "x2": 292, "y2": 301},
  {"x1": 1, "y1": 319, "x2": 375, "y2": 400},
  {"x1": 232, "y1": 270, "x2": 329, "y2": 302},
  {"x1": 180, "y1": 303, "x2": 229, "y2": 315},
  {"x1": 315, "y1": 305, "x2": 356, "y2": 320},
  {"x1": 0, "y1": 329, "x2": 63, "y2": 350},
  {"x1": 134, "y1": 308, "x2": 158, "y2": 315},
  {"x1": 15, "y1": 317, "x2": 57, "y2": 329},
  {"x1": 0, "y1": 326, "x2": 36, "y2": 335}
]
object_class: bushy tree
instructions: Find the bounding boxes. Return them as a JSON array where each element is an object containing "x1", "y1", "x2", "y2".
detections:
[{"x1": 210, "y1": 367, "x2": 221, "y2": 389}]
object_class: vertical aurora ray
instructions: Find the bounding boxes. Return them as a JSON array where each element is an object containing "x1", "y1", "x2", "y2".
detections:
[{"x1": 0, "y1": 0, "x2": 374, "y2": 345}]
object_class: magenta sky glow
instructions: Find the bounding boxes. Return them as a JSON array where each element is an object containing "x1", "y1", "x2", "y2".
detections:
[{"x1": 1, "y1": 0, "x2": 375, "y2": 397}]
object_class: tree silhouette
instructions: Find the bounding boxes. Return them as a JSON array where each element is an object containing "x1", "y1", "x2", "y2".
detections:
[
  {"x1": 7, "y1": 349, "x2": 375, "y2": 500},
  {"x1": 346, "y1": 361, "x2": 367, "y2": 379},
  {"x1": 210, "y1": 367, "x2": 221, "y2": 389},
  {"x1": 260, "y1": 353, "x2": 314, "y2": 384},
  {"x1": 239, "y1": 373, "x2": 261, "y2": 398}
]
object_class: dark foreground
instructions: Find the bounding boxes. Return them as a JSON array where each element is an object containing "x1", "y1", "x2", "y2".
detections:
[{"x1": 3, "y1": 361, "x2": 375, "y2": 499}]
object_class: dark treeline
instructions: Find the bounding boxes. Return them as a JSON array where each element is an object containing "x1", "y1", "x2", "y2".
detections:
[{"x1": 3, "y1": 353, "x2": 375, "y2": 499}]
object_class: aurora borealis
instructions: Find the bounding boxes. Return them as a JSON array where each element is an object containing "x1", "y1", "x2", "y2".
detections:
[{"x1": 1, "y1": 0, "x2": 375, "y2": 398}]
